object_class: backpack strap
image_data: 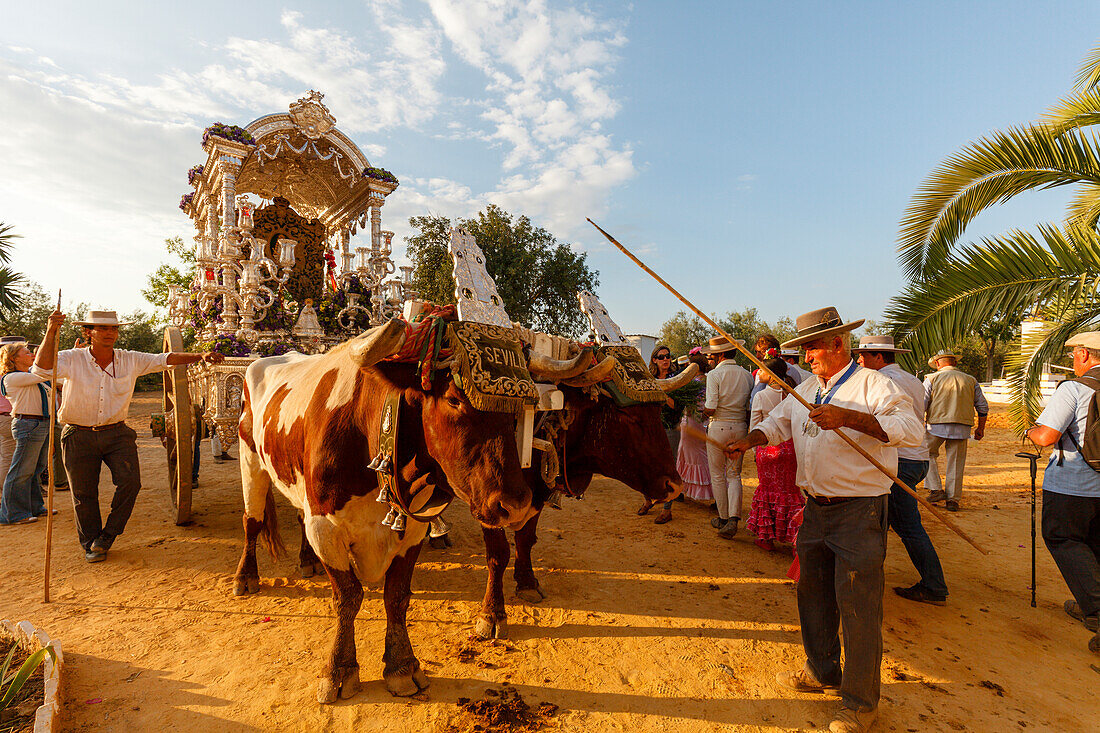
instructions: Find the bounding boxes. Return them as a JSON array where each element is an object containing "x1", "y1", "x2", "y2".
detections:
[{"x1": 1057, "y1": 374, "x2": 1100, "y2": 465}]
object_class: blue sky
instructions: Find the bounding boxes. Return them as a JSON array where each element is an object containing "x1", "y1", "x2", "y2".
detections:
[{"x1": 2, "y1": 1, "x2": 1098, "y2": 336}]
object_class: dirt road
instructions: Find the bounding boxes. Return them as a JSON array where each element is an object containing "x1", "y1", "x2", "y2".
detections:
[{"x1": 1, "y1": 395, "x2": 1095, "y2": 731}]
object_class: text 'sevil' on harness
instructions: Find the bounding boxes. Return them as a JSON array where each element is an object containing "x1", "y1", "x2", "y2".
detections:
[{"x1": 449, "y1": 321, "x2": 539, "y2": 413}]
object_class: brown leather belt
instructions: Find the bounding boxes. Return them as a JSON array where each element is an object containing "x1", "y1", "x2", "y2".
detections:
[
  {"x1": 71, "y1": 421, "x2": 125, "y2": 432},
  {"x1": 15, "y1": 414, "x2": 46, "y2": 421},
  {"x1": 806, "y1": 494, "x2": 857, "y2": 506}
]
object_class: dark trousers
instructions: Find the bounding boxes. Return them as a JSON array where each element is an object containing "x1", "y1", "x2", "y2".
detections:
[
  {"x1": 61, "y1": 423, "x2": 142, "y2": 550},
  {"x1": 797, "y1": 493, "x2": 888, "y2": 712},
  {"x1": 888, "y1": 459, "x2": 948, "y2": 598},
  {"x1": 1042, "y1": 490, "x2": 1100, "y2": 617}
]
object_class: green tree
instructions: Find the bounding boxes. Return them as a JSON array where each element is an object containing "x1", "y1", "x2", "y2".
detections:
[
  {"x1": 0, "y1": 222, "x2": 27, "y2": 313},
  {"x1": 886, "y1": 43, "x2": 1100, "y2": 427},
  {"x1": 656, "y1": 307, "x2": 797, "y2": 370},
  {"x1": 0, "y1": 282, "x2": 86, "y2": 347},
  {"x1": 142, "y1": 236, "x2": 195, "y2": 311},
  {"x1": 405, "y1": 205, "x2": 599, "y2": 337}
]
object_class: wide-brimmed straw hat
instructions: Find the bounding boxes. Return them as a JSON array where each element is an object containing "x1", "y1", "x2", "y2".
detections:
[
  {"x1": 1066, "y1": 331, "x2": 1100, "y2": 350},
  {"x1": 781, "y1": 307, "x2": 865, "y2": 349},
  {"x1": 853, "y1": 335, "x2": 911, "y2": 354},
  {"x1": 700, "y1": 335, "x2": 744, "y2": 355},
  {"x1": 780, "y1": 348, "x2": 800, "y2": 358},
  {"x1": 931, "y1": 349, "x2": 957, "y2": 360},
  {"x1": 73, "y1": 310, "x2": 131, "y2": 327},
  {"x1": 0, "y1": 335, "x2": 28, "y2": 344}
]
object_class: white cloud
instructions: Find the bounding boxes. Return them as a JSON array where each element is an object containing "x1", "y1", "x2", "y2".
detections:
[{"x1": 0, "y1": 1, "x2": 634, "y2": 313}]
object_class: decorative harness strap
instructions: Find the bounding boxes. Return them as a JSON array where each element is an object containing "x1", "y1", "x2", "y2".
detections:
[{"x1": 368, "y1": 388, "x2": 452, "y2": 536}]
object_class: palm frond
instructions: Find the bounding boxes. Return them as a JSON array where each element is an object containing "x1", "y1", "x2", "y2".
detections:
[
  {"x1": 1004, "y1": 310, "x2": 1099, "y2": 433},
  {"x1": 1075, "y1": 44, "x2": 1100, "y2": 92},
  {"x1": 1045, "y1": 89, "x2": 1100, "y2": 135},
  {"x1": 0, "y1": 267, "x2": 26, "y2": 313},
  {"x1": 888, "y1": 225, "x2": 1100, "y2": 356},
  {"x1": 897, "y1": 125, "x2": 1100, "y2": 281},
  {"x1": 0, "y1": 222, "x2": 20, "y2": 265},
  {"x1": 1063, "y1": 184, "x2": 1100, "y2": 231}
]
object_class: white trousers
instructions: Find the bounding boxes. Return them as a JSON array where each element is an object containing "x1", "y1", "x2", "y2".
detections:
[
  {"x1": 924, "y1": 433, "x2": 969, "y2": 500},
  {"x1": 707, "y1": 420, "x2": 747, "y2": 520}
]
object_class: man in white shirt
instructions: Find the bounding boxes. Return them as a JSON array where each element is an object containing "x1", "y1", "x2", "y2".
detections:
[
  {"x1": 854, "y1": 336, "x2": 948, "y2": 606},
  {"x1": 700, "y1": 336, "x2": 752, "y2": 538},
  {"x1": 34, "y1": 310, "x2": 223, "y2": 563},
  {"x1": 725, "y1": 308, "x2": 923, "y2": 733}
]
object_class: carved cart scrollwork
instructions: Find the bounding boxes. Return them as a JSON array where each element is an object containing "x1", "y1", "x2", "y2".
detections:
[{"x1": 160, "y1": 91, "x2": 416, "y2": 523}]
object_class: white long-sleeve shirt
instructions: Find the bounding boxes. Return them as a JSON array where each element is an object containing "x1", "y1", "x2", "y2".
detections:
[
  {"x1": 755, "y1": 361, "x2": 924, "y2": 498},
  {"x1": 32, "y1": 348, "x2": 170, "y2": 427}
]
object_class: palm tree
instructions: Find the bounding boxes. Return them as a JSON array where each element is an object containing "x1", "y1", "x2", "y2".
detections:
[
  {"x1": 0, "y1": 222, "x2": 25, "y2": 313},
  {"x1": 886, "y1": 45, "x2": 1100, "y2": 428}
]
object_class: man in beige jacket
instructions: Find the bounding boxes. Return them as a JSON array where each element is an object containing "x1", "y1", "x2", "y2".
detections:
[{"x1": 924, "y1": 350, "x2": 988, "y2": 512}]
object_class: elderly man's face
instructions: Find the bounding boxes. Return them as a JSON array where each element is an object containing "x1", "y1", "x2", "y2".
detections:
[{"x1": 802, "y1": 336, "x2": 848, "y2": 377}]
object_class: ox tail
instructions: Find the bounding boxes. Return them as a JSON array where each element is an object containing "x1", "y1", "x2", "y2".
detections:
[{"x1": 258, "y1": 486, "x2": 287, "y2": 560}]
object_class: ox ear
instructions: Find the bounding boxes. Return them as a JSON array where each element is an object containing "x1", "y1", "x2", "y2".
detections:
[{"x1": 349, "y1": 318, "x2": 407, "y2": 366}]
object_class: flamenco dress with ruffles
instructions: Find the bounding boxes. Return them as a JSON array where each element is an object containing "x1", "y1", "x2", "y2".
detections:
[
  {"x1": 675, "y1": 377, "x2": 712, "y2": 501},
  {"x1": 746, "y1": 439, "x2": 802, "y2": 543}
]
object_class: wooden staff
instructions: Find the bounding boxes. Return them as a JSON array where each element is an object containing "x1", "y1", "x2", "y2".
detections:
[
  {"x1": 588, "y1": 218, "x2": 987, "y2": 555},
  {"x1": 44, "y1": 290, "x2": 61, "y2": 602}
]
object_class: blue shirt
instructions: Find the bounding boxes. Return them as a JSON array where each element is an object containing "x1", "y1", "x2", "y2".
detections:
[{"x1": 1036, "y1": 380, "x2": 1100, "y2": 498}]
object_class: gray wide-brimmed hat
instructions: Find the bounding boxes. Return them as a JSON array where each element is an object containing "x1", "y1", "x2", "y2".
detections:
[
  {"x1": 780, "y1": 348, "x2": 800, "y2": 358},
  {"x1": 781, "y1": 307, "x2": 865, "y2": 349},
  {"x1": 700, "y1": 335, "x2": 744, "y2": 355},
  {"x1": 0, "y1": 335, "x2": 28, "y2": 344},
  {"x1": 73, "y1": 310, "x2": 132, "y2": 327},
  {"x1": 853, "y1": 335, "x2": 911, "y2": 353}
]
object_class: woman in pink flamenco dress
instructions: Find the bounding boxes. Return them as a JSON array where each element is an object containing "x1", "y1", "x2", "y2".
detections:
[
  {"x1": 676, "y1": 351, "x2": 713, "y2": 503},
  {"x1": 746, "y1": 356, "x2": 804, "y2": 553}
]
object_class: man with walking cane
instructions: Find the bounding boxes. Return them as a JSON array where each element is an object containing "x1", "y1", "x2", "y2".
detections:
[
  {"x1": 724, "y1": 308, "x2": 924, "y2": 733},
  {"x1": 1024, "y1": 331, "x2": 1100, "y2": 652},
  {"x1": 34, "y1": 309, "x2": 223, "y2": 563}
]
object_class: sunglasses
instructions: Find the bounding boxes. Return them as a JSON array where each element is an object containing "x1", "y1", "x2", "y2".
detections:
[{"x1": 654, "y1": 354, "x2": 671, "y2": 360}]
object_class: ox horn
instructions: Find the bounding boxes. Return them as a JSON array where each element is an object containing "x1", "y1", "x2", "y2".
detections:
[
  {"x1": 563, "y1": 356, "x2": 619, "y2": 388},
  {"x1": 656, "y1": 362, "x2": 700, "y2": 392},
  {"x1": 527, "y1": 348, "x2": 593, "y2": 381},
  {"x1": 349, "y1": 318, "x2": 406, "y2": 365}
]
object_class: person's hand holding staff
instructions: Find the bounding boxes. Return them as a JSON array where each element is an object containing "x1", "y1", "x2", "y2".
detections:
[
  {"x1": 44, "y1": 292, "x2": 62, "y2": 602},
  {"x1": 587, "y1": 217, "x2": 987, "y2": 555}
]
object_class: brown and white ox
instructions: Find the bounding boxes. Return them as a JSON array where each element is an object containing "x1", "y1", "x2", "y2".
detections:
[
  {"x1": 473, "y1": 359, "x2": 699, "y2": 639},
  {"x1": 233, "y1": 319, "x2": 536, "y2": 702}
]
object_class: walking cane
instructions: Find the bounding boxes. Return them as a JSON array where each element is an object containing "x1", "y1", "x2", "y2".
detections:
[
  {"x1": 44, "y1": 290, "x2": 61, "y2": 603},
  {"x1": 1015, "y1": 450, "x2": 1040, "y2": 608},
  {"x1": 588, "y1": 217, "x2": 988, "y2": 554}
]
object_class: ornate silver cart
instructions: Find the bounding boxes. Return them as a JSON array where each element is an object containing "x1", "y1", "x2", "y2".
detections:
[{"x1": 160, "y1": 91, "x2": 415, "y2": 523}]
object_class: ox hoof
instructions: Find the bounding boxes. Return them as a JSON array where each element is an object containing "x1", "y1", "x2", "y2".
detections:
[
  {"x1": 385, "y1": 668, "x2": 429, "y2": 697},
  {"x1": 233, "y1": 576, "x2": 260, "y2": 596},
  {"x1": 474, "y1": 616, "x2": 508, "y2": 640},
  {"x1": 300, "y1": 561, "x2": 324, "y2": 579},
  {"x1": 517, "y1": 587, "x2": 546, "y2": 604},
  {"x1": 317, "y1": 666, "x2": 360, "y2": 704}
]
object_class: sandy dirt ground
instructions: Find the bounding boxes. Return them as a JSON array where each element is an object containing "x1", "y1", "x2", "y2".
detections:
[{"x1": 1, "y1": 394, "x2": 1098, "y2": 732}]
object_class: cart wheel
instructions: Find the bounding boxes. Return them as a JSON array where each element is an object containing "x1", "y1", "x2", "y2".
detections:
[{"x1": 163, "y1": 326, "x2": 193, "y2": 525}]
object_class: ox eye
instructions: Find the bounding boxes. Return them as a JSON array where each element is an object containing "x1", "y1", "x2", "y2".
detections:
[{"x1": 446, "y1": 395, "x2": 463, "y2": 409}]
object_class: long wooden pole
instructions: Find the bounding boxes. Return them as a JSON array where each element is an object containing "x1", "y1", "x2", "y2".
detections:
[
  {"x1": 44, "y1": 290, "x2": 61, "y2": 602},
  {"x1": 588, "y1": 218, "x2": 987, "y2": 555}
]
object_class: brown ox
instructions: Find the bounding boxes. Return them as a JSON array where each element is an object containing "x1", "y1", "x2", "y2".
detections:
[
  {"x1": 473, "y1": 363, "x2": 697, "y2": 639},
  {"x1": 233, "y1": 319, "x2": 535, "y2": 702}
]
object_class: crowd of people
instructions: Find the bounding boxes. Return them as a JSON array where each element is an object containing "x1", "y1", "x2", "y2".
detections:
[
  {"x1": 644, "y1": 306, "x2": 1100, "y2": 732},
  {"x1": 2, "y1": 303, "x2": 1099, "y2": 732}
]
